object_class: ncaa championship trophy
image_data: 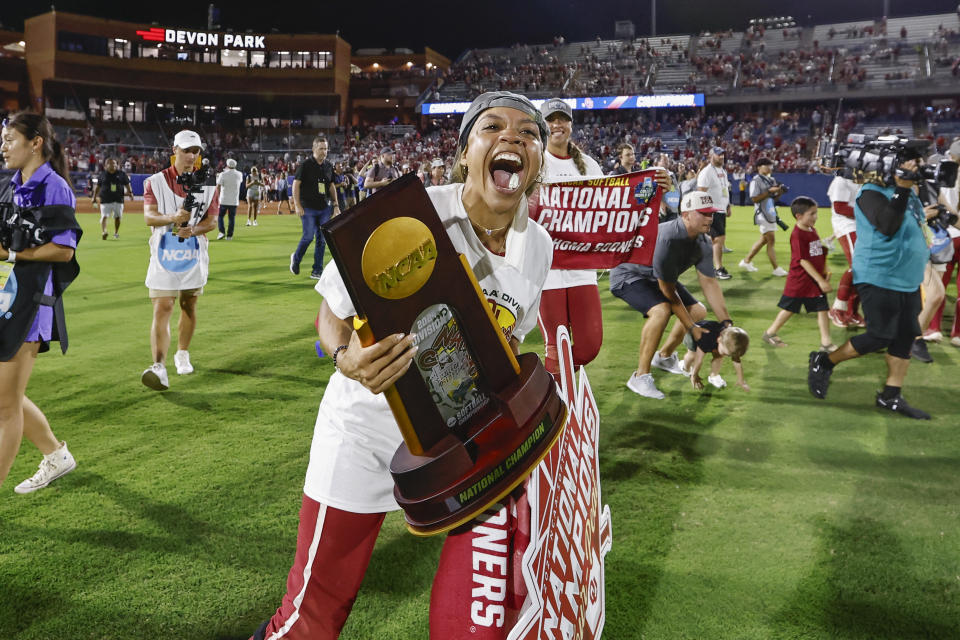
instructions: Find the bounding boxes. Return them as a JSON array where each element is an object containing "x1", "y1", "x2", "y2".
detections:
[{"x1": 322, "y1": 174, "x2": 567, "y2": 536}]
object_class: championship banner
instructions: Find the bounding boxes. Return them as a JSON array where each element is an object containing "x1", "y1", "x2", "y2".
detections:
[
  {"x1": 508, "y1": 326, "x2": 612, "y2": 640},
  {"x1": 529, "y1": 170, "x2": 663, "y2": 269}
]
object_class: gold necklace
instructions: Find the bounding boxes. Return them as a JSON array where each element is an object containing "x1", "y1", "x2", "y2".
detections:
[{"x1": 471, "y1": 220, "x2": 510, "y2": 254}]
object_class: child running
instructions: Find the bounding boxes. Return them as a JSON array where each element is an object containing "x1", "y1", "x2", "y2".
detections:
[{"x1": 762, "y1": 196, "x2": 834, "y2": 351}]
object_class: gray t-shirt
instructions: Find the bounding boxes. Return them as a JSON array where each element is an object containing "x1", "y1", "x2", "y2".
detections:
[
  {"x1": 749, "y1": 173, "x2": 777, "y2": 223},
  {"x1": 609, "y1": 217, "x2": 716, "y2": 290}
]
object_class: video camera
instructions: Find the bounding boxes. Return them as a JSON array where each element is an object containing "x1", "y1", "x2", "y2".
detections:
[
  {"x1": 0, "y1": 203, "x2": 46, "y2": 252},
  {"x1": 174, "y1": 159, "x2": 212, "y2": 243},
  {"x1": 816, "y1": 133, "x2": 958, "y2": 189}
]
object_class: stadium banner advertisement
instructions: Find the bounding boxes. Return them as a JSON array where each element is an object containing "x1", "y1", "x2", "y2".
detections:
[
  {"x1": 421, "y1": 94, "x2": 704, "y2": 115},
  {"x1": 528, "y1": 170, "x2": 663, "y2": 269},
  {"x1": 135, "y1": 27, "x2": 266, "y2": 49},
  {"x1": 508, "y1": 326, "x2": 612, "y2": 640}
]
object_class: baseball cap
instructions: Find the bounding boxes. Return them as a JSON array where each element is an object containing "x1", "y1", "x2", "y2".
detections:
[
  {"x1": 173, "y1": 130, "x2": 203, "y2": 150},
  {"x1": 948, "y1": 139, "x2": 960, "y2": 160},
  {"x1": 681, "y1": 191, "x2": 721, "y2": 214},
  {"x1": 431, "y1": 158, "x2": 445, "y2": 168},
  {"x1": 458, "y1": 91, "x2": 549, "y2": 150},
  {"x1": 226, "y1": 158, "x2": 237, "y2": 168},
  {"x1": 756, "y1": 157, "x2": 774, "y2": 167},
  {"x1": 540, "y1": 98, "x2": 573, "y2": 121},
  {"x1": 380, "y1": 146, "x2": 395, "y2": 155},
  {"x1": 710, "y1": 146, "x2": 725, "y2": 155}
]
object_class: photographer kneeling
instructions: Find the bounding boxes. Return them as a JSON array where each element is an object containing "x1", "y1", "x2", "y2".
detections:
[{"x1": 808, "y1": 147, "x2": 941, "y2": 419}]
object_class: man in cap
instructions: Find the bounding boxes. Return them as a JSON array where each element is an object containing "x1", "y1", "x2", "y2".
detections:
[
  {"x1": 363, "y1": 146, "x2": 401, "y2": 195},
  {"x1": 808, "y1": 144, "x2": 942, "y2": 418},
  {"x1": 610, "y1": 191, "x2": 733, "y2": 399},
  {"x1": 140, "y1": 130, "x2": 219, "y2": 390},
  {"x1": 697, "y1": 146, "x2": 733, "y2": 279},
  {"x1": 216, "y1": 158, "x2": 243, "y2": 240}
]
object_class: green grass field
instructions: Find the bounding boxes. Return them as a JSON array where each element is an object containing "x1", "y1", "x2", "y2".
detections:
[{"x1": 1, "y1": 206, "x2": 958, "y2": 640}]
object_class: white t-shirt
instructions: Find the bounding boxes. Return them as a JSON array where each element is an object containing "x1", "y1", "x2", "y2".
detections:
[
  {"x1": 696, "y1": 163, "x2": 731, "y2": 211},
  {"x1": 304, "y1": 183, "x2": 553, "y2": 512},
  {"x1": 541, "y1": 149, "x2": 605, "y2": 290},
  {"x1": 828, "y1": 176, "x2": 859, "y2": 238},
  {"x1": 941, "y1": 185, "x2": 960, "y2": 238},
  {"x1": 216, "y1": 168, "x2": 244, "y2": 207}
]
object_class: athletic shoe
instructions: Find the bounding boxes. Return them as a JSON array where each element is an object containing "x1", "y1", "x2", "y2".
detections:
[
  {"x1": 13, "y1": 441, "x2": 77, "y2": 494},
  {"x1": 225, "y1": 237, "x2": 233, "y2": 241},
  {"x1": 246, "y1": 220, "x2": 252, "y2": 226},
  {"x1": 253, "y1": 220, "x2": 259, "y2": 226},
  {"x1": 848, "y1": 312, "x2": 866, "y2": 328},
  {"x1": 738, "y1": 259, "x2": 759, "y2": 272},
  {"x1": 715, "y1": 267, "x2": 732, "y2": 280},
  {"x1": 309, "y1": 272, "x2": 322, "y2": 280},
  {"x1": 217, "y1": 232, "x2": 225, "y2": 240},
  {"x1": 923, "y1": 330, "x2": 943, "y2": 343},
  {"x1": 289, "y1": 252, "x2": 300, "y2": 275},
  {"x1": 113, "y1": 233, "x2": 119, "y2": 239},
  {"x1": 807, "y1": 350, "x2": 833, "y2": 399},
  {"x1": 651, "y1": 352, "x2": 686, "y2": 375},
  {"x1": 101, "y1": 231, "x2": 107, "y2": 240},
  {"x1": 771, "y1": 266, "x2": 788, "y2": 277},
  {"x1": 910, "y1": 338, "x2": 933, "y2": 363},
  {"x1": 827, "y1": 308, "x2": 849, "y2": 329},
  {"x1": 141, "y1": 363, "x2": 169, "y2": 391},
  {"x1": 174, "y1": 350, "x2": 194, "y2": 375},
  {"x1": 722, "y1": 245, "x2": 733, "y2": 253},
  {"x1": 677, "y1": 359, "x2": 692, "y2": 376},
  {"x1": 707, "y1": 374, "x2": 726, "y2": 389},
  {"x1": 626, "y1": 372, "x2": 664, "y2": 399},
  {"x1": 875, "y1": 392, "x2": 930, "y2": 420},
  {"x1": 952, "y1": 336, "x2": 960, "y2": 348},
  {"x1": 820, "y1": 343, "x2": 838, "y2": 353},
  {"x1": 761, "y1": 332, "x2": 787, "y2": 347}
]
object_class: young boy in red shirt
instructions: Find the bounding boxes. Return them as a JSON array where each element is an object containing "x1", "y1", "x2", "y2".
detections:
[{"x1": 762, "y1": 196, "x2": 835, "y2": 351}]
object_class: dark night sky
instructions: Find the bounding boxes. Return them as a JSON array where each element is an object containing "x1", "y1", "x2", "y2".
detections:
[{"x1": 4, "y1": 0, "x2": 955, "y2": 58}]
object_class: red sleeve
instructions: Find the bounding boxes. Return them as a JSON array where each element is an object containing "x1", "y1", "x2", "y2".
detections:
[
  {"x1": 207, "y1": 187, "x2": 220, "y2": 218},
  {"x1": 832, "y1": 201, "x2": 854, "y2": 217},
  {"x1": 143, "y1": 179, "x2": 157, "y2": 206}
]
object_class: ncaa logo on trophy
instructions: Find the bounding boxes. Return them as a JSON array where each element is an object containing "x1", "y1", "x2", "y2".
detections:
[{"x1": 323, "y1": 174, "x2": 567, "y2": 536}]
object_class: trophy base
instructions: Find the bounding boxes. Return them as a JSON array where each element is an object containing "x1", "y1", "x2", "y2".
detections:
[{"x1": 390, "y1": 353, "x2": 567, "y2": 536}]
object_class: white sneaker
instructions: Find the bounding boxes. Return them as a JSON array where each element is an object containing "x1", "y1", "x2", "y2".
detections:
[
  {"x1": 923, "y1": 331, "x2": 943, "y2": 343},
  {"x1": 626, "y1": 372, "x2": 665, "y2": 399},
  {"x1": 952, "y1": 336, "x2": 960, "y2": 348},
  {"x1": 141, "y1": 363, "x2": 169, "y2": 390},
  {"x1": 253, "y1": 220, "x2": 259, "y2": 226},
  {"x1": 772, "y1": 267, "x2": 788, "y2": 277},
  {"x1": 738, "y1": 259, "x2": 759, "y2": 272},
  {"x1": 216, "y1": 232, "x2": 225, "y2": 240},
  {"x1": 651, "y1": 352, "x2": 686, "y2": 376},
  {"x1": 246, "y1": 220, "x2": 252, "y2": 226},
  {"x1": 14, "y1": 441, "x2": 76, "y2": 494},
  {"x1": 707, "y1": 374, "x2": 727, "y2": 389},
  {"x1": 174, "y1": 350, "x2": 194, "y2": 375}
]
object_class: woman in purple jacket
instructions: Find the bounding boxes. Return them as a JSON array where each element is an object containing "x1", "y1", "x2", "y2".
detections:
[{"x1": 0, "y1": 112, "x2": 82, "y2": 494}]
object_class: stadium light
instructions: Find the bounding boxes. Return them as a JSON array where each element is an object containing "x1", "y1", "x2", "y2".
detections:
[{"x1": 19, "y1": 41, "x2": 26, "y2": 46}]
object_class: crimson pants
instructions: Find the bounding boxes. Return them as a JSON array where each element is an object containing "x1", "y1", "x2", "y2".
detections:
[
  {"x1": 255, "y1": 495, "x2": 529, "y2": 640},
  {"x1": 537, "y1": 285, "x2": 603, "y2": 374},
  {"x1": 254, "y1": 496, "x2": 384, "y2": 640},
  {"x1": 834, "y1": 232, "x2": 860, "y2": 315},
  {"x1": 929, "y1": 236, "x2": 960, "y2": 337}
]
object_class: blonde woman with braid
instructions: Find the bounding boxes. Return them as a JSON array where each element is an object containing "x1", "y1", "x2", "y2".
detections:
[{"x1": 536, "y1": 98, "x2": 605, "y2": 374}]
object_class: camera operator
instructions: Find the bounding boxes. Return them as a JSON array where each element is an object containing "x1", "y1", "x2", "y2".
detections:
[
  {"x1": 738, "y1": 158, "x2": 788, "y2": 276},
  {"x1": 140, "y1": 130, "x2": 219, "y2": 391},
  {"x1": 1, "y1": 111, "x2": 82, "y2": 493},
  {"x1": 808, "y1": 146, "x2": 941, "y2": 419}
]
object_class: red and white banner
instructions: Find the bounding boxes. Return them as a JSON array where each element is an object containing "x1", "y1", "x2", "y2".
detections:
[
  {"x1": 508, "y1": 326, "x2": 612, "y2": 640},
  {"x1": 529, "y1": 170, "x2": 663, "y2": 269}
]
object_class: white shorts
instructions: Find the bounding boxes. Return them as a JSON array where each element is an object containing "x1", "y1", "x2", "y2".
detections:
[
  {"x1": 831, "y1": 211, "x2": 856, "y2": 238},
  {"x1": 755, "y1": 212, "x2": 778, "y2": 234},
  {"x1": 100, "y1": 202, "x2": 123, "y2": 219}
]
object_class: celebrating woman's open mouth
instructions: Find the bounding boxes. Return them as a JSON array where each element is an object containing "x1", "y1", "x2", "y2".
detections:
[{"x1": 489, "y1": 151, "x2": 524, "y2": 193}]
